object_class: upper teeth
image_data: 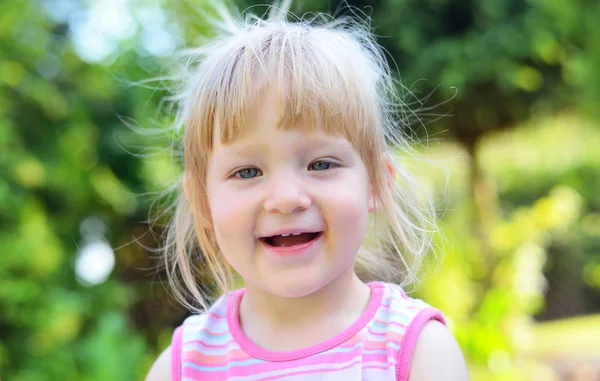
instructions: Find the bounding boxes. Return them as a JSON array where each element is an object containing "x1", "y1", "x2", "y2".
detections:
[{"x1": 280, "y1": 233, "x2": 302, "y2": 237}]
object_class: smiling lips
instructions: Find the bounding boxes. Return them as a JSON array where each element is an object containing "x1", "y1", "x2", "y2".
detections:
[{"x1": 260, "y1": 232, "x2": 322, "y2": 247}]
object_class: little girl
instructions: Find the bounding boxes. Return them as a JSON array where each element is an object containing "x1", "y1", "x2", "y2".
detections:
[{"x1": 146, "y1": 3, "x2": 468, "y2": 381}]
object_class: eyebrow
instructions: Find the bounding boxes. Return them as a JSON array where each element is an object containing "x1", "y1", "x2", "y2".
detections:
[
  {"x1": 210, "y1": 143, "x2": 265, "y2": 163},
  {"x1": 211, "y1": 134, "x2": 352, "y2": 163}
]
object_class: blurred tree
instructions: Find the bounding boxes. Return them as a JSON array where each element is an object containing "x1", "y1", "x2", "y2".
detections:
[{"x1": 364, "y1": 0, "x2": 600, "y2": 323}]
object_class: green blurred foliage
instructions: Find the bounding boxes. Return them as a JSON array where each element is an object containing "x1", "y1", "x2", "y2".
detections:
[
  {"x1": 1, "y1": 0, "x2": 599, "y2": 380},
  {"x1": 0, "y1": 0, "x2": 180, "y2": 378},
  {"x1": 372, "y1": 0, "x2": 600, "y2": 141},
  {"x1": 416, "y1": 115, "x2": 600, "y2": 379}
]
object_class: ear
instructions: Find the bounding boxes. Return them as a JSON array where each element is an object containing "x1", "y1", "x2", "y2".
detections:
[
  {"x1": 369, "y1": 155, "x2": 397, "y2": 213},
  {"x1": 384, "y1": 156, "x2": 397, "y2": 187},
  {"x1": 369, "y1": 193, "x2": 376, "y2": 213}
]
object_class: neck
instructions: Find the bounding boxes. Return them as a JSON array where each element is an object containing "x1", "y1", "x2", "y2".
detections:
[{"x1": 239, "y1": 268, "x2": 371, "y2": 333}]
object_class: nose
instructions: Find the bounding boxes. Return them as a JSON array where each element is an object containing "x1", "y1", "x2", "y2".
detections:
[{"x1": 263, "y1": 172, "x2": 311, "y2": 214}]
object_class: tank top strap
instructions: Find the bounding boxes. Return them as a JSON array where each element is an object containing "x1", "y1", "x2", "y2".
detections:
[
  {"x1": 170, "y1": 294, "x2": 231, "y2": 381},
  {"x1": 367, "y1": 283, "x2": 446, "y2": 381},
  {"x1": 171, "y1": 325, "x2": 183, "y2": 381}
]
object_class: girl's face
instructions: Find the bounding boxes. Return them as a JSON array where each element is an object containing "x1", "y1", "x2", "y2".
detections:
[{"x1": 205, "y1": 96, "x2": 374, "y2": 298}]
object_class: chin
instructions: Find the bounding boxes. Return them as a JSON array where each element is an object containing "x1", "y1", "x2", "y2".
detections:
[
  {"x1": 261, "y1": 272, "x2": 331, "y2": 299},
  {"x1": 271, "y1": 267, "x2": 353, "y2": 299}
]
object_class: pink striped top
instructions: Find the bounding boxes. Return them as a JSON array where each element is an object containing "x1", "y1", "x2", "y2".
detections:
[{"x1": 171, "y1": 282, "x2": 445, "y2": 381}]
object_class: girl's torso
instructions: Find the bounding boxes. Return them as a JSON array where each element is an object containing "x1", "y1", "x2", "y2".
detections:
[{"x1": 171, "y1": 282, "x2": 444, "y2": 381}]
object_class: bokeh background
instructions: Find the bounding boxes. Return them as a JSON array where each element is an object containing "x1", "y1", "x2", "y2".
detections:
[{"x1": 1, "y1": 0, "x2": 600, "y2": 380}]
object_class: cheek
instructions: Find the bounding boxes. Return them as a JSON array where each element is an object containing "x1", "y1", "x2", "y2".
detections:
[
  {"x1": 321, "y1": 180, "x2": 371, "y2": 234},
  {"x1": 210, "y1": 193, "x2": 241, "y2": 230},
  {"x1": 207, "y1": 186, "x2": 257, "y2": 249}
]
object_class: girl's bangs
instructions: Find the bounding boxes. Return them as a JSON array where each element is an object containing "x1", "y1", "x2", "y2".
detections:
[{"x1": 207, "y1": 28, "x2": 377, "y2": 150}]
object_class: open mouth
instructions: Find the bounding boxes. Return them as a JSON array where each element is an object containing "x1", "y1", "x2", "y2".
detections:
[{"x1": 260, "y1": 232, "x2": 322, "y2": 247}]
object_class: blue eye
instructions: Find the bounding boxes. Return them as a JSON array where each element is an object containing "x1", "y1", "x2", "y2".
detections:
[
  {"x1": 309, "y1": 161, "x2": 334, "y2": 171},
  {"x1": 235, "y1": 167, "x2": 262, "y2": 179}
]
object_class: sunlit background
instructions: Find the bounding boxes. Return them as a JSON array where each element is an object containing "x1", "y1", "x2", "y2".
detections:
[{"x1": 1, "y1": 0, "x2": 599, "y2": 380}]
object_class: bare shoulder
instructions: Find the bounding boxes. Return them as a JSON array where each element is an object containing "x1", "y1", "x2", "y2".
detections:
[
  {"x1": 408, "y1": 320, "x2": 470, "y2": 381},
  {"x1": 145, "y1": 345, "x2": 172, "y2": 381}
]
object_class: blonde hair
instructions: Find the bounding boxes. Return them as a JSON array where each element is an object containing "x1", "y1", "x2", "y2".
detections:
[{"x1": 160, "y1": 3, "x2": 439, "y2": 312}]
